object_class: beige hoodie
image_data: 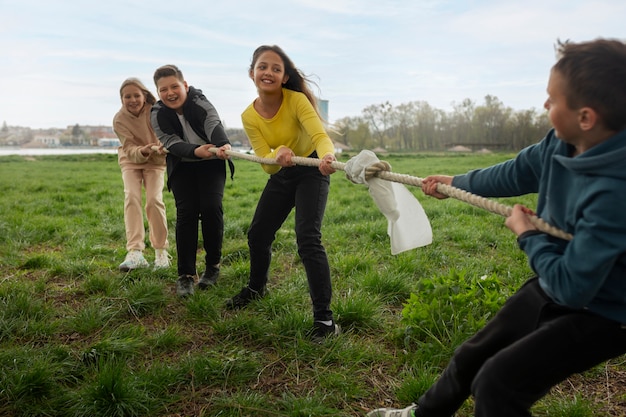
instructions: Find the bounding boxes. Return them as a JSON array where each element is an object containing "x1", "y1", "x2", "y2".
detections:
[{"x1": 113, "y1": 103, "x2": 165, "y2": 169}]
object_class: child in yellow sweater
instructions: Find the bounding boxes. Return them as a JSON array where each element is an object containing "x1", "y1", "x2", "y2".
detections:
[{"x1": 225, "y1": 45, "x2": 340, "y2": 341}]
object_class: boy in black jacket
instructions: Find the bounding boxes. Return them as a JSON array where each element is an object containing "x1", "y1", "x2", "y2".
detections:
[{"x1": 151, "y1": 64, "x2": 232, "y2": 297}]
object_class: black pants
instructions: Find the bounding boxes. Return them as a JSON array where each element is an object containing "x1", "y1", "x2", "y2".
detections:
[
  {"x1": 169, "y1": 160, "x2": 226, "y2": 276},
  {"x1": 416, "y1": 277, "x2": 626, "y2": 417},
  {"x1": 247, "y1": 163, "x2": 333, "y2": 322}
]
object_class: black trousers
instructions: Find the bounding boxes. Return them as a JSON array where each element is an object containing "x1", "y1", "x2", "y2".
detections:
[
  {"x1": 169, "y1": 160, "x2": 226, "y2": 276},
  {"x1": 416, "y1": 277, "x2": 626, "y2": 417},
  {"x1": 247, "y1": 163, "x2": 333, "y2": 322}
]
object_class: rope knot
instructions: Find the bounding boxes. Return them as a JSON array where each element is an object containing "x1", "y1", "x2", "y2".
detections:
[{"x1": 365, "y1": 160, "x2": 391, "y2": 180}]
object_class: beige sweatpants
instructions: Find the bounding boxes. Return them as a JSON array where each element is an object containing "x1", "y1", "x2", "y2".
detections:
[{"x1": 121, "y1": 167, "x2": 169, "y2": 251}]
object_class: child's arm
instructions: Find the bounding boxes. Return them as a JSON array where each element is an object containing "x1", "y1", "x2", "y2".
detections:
[
  {"x1": 190, "y1": 91, "x2": 230, "y2": 148},
  {"x1": 422, "y1": 175, "x2": 454, "y2": 199},
  {"x1": 294, "y1": 94, "x2": 335, "y2": 175},
  {"x1": 243, "y1": 122, "x2": 282, "y2": 174},
  {"x1": 505, "y1": 204, "x2": 538, "y2": 236},
  {"x1": 113, "y1": 122, "x2": 151, "y2": 163},
  {"x1": 295, "y1": 94, "x2": 334, "y2": 161},
  {"x1": 150, "y1": 103, "x2": 200, "y2": 159},
  {"x1": 519, "y1": 190, "x2": 626, "y2": 311}
]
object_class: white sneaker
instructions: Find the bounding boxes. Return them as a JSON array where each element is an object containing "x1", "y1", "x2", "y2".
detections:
[
  {"x1": 366, "y1": 404, "x2": 418, "y2": 417},
  {"x1": 153, "y1": 249, "x2": 171, "y2": 269},
  {"x1": 119, "y1": 250, "x2": 149, "y2": 272}
]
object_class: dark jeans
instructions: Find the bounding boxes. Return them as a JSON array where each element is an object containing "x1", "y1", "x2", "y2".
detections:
[
  {"x1": 247, "y1": 163, "x2": 333, "y2": 322},
  {"x1": 416, "y1": 277, "x2": 626, "y2": 417},
  {"x1": 169, "y1": 160, "x2": 226, "y2": 276}
]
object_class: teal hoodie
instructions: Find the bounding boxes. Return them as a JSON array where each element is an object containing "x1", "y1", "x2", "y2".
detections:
[{"x1": 453, "y1": 128, "x2": 626, "y2": 323}]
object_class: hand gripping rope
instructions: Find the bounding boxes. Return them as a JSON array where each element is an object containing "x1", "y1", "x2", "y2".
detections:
[{"x1": 153, "y1": 146, "x2": 573, "y2": 241}]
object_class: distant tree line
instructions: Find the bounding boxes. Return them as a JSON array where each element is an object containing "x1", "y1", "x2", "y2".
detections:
[
  {"x1": 2, "y1": 94, "x2": 551, "y2": 152},
  {"x1": 329, "y1": 95, "x2": 552, "y2": 152}
]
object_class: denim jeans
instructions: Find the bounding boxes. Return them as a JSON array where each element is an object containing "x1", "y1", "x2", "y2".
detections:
[
  {"x1": 169, "y1": 160, "x2": 226, "y2": 276},
  {"x1": 416, "y1": 277, "x2": 626, "y2": 417},
  {"x1": 247, "y1": 162, "x2": 333, "y2": 322}
]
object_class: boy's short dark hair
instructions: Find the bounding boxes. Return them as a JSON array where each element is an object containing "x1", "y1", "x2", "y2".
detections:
[
  {"x1": 554, "y1": 38, "x2": 626, "y2": 131},
  {"x1": 153, "y1": 65, "x2": 184, "y2": 87}
]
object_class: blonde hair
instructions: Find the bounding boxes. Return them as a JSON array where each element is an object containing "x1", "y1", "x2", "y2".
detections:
[{"x1": 119, "y1": 77, "x2": 156, "y2": 105}]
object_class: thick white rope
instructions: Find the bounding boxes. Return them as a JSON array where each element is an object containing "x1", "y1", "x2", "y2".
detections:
[
  {"x1": 293, "y1": 154, "x2": 571, "y2": 241},
  {"x1": 154, "y1": 146, "x2": 573, "y2": 241}
]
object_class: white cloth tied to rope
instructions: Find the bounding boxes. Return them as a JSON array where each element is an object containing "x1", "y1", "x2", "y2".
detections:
[{"x1": 344, "y1": 150, "x2": 432, "y2": 254}]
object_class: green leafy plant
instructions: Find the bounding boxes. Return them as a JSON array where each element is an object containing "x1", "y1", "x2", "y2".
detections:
[{"x1": 401, "y1": 269, "x2": 510, "y2": 349}]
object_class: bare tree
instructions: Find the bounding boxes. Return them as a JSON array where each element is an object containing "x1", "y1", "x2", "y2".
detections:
[
  {"x1": 449, "y1": 98, "x2": 476, "y2": 146},
  {"x1": 392, "y1": 102, "x2": 417, "y2": 150},
  {"x1": 362, "y1": 101, "x2": 393, "y2": 148},
  {"x1": 332, "y1": 116, "x2": 372, "y2": 150},
  {"x1": 472, "y1": 95, "x2": 511, "y2": 149}
]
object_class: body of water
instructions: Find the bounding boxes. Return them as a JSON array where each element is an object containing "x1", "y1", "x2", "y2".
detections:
[
  {"x1": 0, "y1": 147, "x2": 252, "y2": 156},
  {"x1": 0, "y1": 147, "x2": 118, "y2": 156}
]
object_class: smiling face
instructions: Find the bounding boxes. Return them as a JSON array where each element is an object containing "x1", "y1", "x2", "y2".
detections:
[
  {"x1": 156, "y1": 75, "x2": 188, "y2": 113},
  {"x1": 121, "y1": 85, "x2": 146, "y2": 117},
  {"x1": 249, "y1": 50, "x2": 289, "y2": 94}
]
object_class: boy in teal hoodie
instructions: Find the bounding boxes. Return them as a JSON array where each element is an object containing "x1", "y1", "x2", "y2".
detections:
[{"x1": 368, "y1": 38, "x2": 626, "y2": 417}]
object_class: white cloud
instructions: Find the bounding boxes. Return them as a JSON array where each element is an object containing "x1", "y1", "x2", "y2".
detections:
[{"x1": 1, "y1": 0, "x2": 624, "y2": 129}]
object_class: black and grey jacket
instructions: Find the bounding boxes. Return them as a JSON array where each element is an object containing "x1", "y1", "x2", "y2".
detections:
[{"x1": 151, "y1": 86, "x2": 233, "y2": 187}]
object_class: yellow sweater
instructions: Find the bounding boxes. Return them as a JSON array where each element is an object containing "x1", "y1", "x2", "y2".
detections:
[
  {"x1": 113, "y1": 103, "x2": 165, "y2": 169},
  {"x1": 242, "y1": 89, "x2": 334, "y2": 174}
]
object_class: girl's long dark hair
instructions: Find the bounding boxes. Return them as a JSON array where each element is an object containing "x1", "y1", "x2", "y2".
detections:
[{"x1": 249, "y1": 45, "x2": 322, "y2": 118}]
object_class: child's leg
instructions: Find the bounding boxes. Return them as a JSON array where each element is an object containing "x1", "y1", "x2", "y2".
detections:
[
  {"x1": 294, "y1": 168, "x2": 332, "y2": 322},
  {"x1": 121, "y1": 168, "x2": 146, "y2": 251},
  {"x1": 143, "y1": 168, "x2": 168, "y2": 250},
  {"x1": 170, "y1": 164, "x2": 199, "y2": 276},
  {"x1": 471, "y1": 305, "x2": 626, "y2": 417},
  {"x1": 246, "y1": 173, "x2": 294, "y2": 291}
]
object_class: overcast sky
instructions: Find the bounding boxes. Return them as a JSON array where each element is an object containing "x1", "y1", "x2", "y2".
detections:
[{"x1": 1, "y1": 0, "x2": 624, "y2": 130}]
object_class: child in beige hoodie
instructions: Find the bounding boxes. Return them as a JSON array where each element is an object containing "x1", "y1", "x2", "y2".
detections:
[{"x1": 113, "y1": 78, "x2": 170, "y2": 271}]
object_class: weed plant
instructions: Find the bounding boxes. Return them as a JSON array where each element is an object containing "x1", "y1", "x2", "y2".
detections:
[{"x1": 0, "y1": 152, "x2": 620, "y2": 416}]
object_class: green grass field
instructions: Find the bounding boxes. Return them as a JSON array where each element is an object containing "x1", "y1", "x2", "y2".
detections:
[{"x1": 0, "y1": 152, "x2": 624, "y2": 416}]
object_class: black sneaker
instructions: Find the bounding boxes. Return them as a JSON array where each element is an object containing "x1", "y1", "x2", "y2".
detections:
[
  {"x1": 225, "y1": 286, "x2": 264, "y2": 309},
  {"x1": 176, "y1": 274, "x2": 195, "y2": 298},
  {"x1": 198, "y1": 266, "x2": 219, "y2": 290},
  {"x1": 311, "y1": 320, "x2": 341, "y2": 342}
]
